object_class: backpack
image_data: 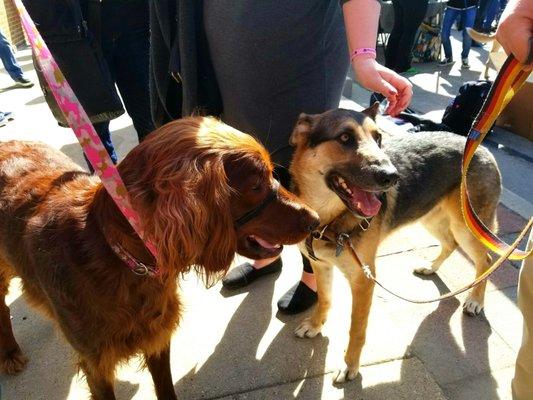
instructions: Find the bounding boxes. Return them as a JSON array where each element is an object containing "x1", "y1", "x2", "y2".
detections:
[
  {"x1": 441, "y1": 80, "x2": 493, "y2": 136},
  {"x1": 412, "y1": 23, "x2": 441, "y2": 63}
]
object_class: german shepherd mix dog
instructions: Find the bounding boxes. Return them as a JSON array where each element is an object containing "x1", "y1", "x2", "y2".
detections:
[
  {"x1": 0, "y1": 117, "x2": 319, "y2": 399},
  {"x1": 290, "y1": 105, "x2": 501, "y2": 383}
]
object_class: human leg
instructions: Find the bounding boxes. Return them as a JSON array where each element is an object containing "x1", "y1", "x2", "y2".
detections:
[
  {"x1": 441, "y1": 7, "x2": 459, "y2": 61},
  {"x1": 384, "y1": 0, "x2": 405, "y2": 70},
  {"x1": 0, "y1": 29, "x2": 24, "y2": 82},
  {"x1": 392, "y1": 0, "x2": 429, "y2": 73},
  {"x1": 512, "y1": 231, "x2": 533, "y2": 400},
  {"x1": 112, "y1": 29, "x2": 155, "y2": 142},
  {"x1": 89, "y1": 121, "x2": 118, "y2": 169},
  {"x1": 474, "y1": 0, "x2": 492, "y2": 31},
  {"x1": 461, "y1": 7, "x2": 477, "y2": 60}
]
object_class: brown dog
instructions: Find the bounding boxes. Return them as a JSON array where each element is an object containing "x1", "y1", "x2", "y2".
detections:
[
  {"x1": 289, "y1": 106, "x2": 501, "y2": 383},
  {"x1": 0, "y1": 116, "x2": 319, "y2": 399}
]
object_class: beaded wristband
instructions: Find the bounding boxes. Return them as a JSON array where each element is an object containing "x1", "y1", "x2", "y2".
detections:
[{"x1": 350, "y1": 47, "x2": 376, "y2": 62}]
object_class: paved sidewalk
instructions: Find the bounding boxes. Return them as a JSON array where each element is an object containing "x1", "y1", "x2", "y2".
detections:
[{"x1": 0, "y1": 30, "x2": 530, "y2": 400}]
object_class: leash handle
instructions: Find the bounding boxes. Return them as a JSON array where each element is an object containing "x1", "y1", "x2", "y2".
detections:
[
  {"x1": 461, "y1": 54, "x2": 532, "y2": 260},
  {"x1": 346, "y1": 217, "x2": 532, "y2": 304},
  {"x1": 13, "y1": 0, "x2": 157, "y2": 259}
]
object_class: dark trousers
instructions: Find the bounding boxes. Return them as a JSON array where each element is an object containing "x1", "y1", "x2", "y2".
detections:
[
  {"x1": 473, "y1": 0, "x2": 492, "y2": 31},
  {"x1": 86, "y1": 0, "x2": 154, "y2": 169},
  {"x1": 385, "y1": 0, "x2": 429, "y2": 73}
]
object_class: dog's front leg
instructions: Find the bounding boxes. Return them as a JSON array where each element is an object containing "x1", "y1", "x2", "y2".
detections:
[
  {"x1": 146, "y1": 342, "x2": 177, "y2": 400},
  {"x1": 295, "y1": 259, "x2": 333, "y2": 338},
  {"x1": 334, "y1": 270, "x2": 375, "y2": 384},
  {"x1": 80, "y1": 357, "x2": 117, "y2": 400}
]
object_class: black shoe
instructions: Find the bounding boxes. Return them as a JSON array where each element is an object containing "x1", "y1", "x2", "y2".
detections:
[
  {"x1": 277, "y1": 281, "x2": 318, "y2": 315},
  {"x1": 438, "y1": 57, "x2": 454, "y2": 67},
  {"x1": 15, "y1": 77, "x2": 34, "y2": 88},
  {"x1": 222, "y1": 258, "x2": 282, "y2": 289}
]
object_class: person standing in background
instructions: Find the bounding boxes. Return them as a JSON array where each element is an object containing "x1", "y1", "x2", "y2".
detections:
[
  {"x1": 385, "y1": 0, "x2": 430, "y2": 74},
  {"x1": 150, "y1": 0, "x2": 412, "y2": 314},
  {"x1": 439, "y1": 0, "x2": 479, "y2": 69},
  {"x1": 24, "y1": 0, "x2": 154, "y2": 166},
  {"x1": 0, "y1": 28, "x2": 33, "y2": 88},
  {"x1": 494, "y1": 0, "x2": 533, "y2": 398}
]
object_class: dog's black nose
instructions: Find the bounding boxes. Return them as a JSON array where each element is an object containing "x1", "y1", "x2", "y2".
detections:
[{"x1": 375, "y1": 168, "x2": 400, "y2": 187}]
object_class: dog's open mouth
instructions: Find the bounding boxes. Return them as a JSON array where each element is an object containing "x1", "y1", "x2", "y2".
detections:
[
  {"x1": 328, "y1": 175, "x2": 382, "y2": 218},
  {"x1": 246, "y1": 235, "x2": 283, "y2": 257}
]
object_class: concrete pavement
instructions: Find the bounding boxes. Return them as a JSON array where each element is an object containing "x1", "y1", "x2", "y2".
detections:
[{"x1": 0, "y1": 28, "x2": 531, "y2": 400}]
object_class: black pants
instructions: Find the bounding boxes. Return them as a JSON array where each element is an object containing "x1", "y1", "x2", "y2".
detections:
[
  {"x1": 473, "y1": 0, "x2": 491, "y2": 31},
  {"x1": 89, "y1": 0, "x2": 154, "y2": 144},
  {"x1": 385, "y1": 0, "x2": 429, "y2": 73}
]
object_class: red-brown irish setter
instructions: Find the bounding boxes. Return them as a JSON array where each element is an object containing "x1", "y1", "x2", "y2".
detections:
[{"x1": 0, "y1": 116, "x2": 319, "y2": 399}]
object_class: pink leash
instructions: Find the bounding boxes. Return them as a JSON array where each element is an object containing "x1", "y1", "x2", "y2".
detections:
[{"x1": 13, "y1": 0, "x2": 157, "y2": 259}]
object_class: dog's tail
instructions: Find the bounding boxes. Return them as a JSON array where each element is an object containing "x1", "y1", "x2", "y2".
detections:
[{"x1": 466, "y1": 27, "x2": 496, "y2": 44}]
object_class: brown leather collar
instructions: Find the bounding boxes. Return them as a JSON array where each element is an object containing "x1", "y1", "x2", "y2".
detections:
[{"x1": 305, "y1": 215, "x2": 371, "y2": 261}]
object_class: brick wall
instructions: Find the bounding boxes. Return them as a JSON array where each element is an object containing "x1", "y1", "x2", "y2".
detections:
[{"x1": 0, "y1": 0, "x2": 26, "y2": 47}]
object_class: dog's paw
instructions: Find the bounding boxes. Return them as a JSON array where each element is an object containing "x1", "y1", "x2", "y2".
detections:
[
  {"x1": 295, "y1": 318, "x2": 322, "y2": 338},
  {"x1": 463, "y1": 296, "x2": 484, "y2": 316},
  {"x1": 0, "y1": 348, "x2": 28, "y2": 375},
  {"x1": 413, "y1": 266, "x2": 436, "y2": 276},
  {"x1": 333, "y1": 366, "x2": 359, "y2": 384}
]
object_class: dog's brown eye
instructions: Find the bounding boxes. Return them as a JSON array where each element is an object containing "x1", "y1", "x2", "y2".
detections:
[
  {"x1": 252, "y1": 182, "x2": 262, "y2": 191},
  {"x1": 339, "y1": 133, "x2": 351, "y2": 143}
]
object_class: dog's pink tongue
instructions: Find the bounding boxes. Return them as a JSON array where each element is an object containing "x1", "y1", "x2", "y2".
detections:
[
  {"x1": 252, "y1": 236, "x2": 281, "y2": 250},
  {"x1": 351, "y1": 190, "x2": 381, "y2": 217}
]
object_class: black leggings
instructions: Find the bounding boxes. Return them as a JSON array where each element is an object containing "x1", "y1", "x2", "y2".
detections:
[{"x1": 385, "y1": 0, "x2": 429, "y2": 73}]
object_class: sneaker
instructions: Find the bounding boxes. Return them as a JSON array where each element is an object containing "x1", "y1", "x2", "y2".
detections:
[
  {"x1": 15, "y1": 77, "x2": 34, "y2": 88},
  {"x1": 438, "y1": 58, "x2": 454, "y2": 67},
  {"x1": 461, "y1": 58, "x2": 470, "y2": 69},
  {"x1": 0, "y1": 111, "x2": 12, "y2": 127},
  {"x1": 401, "y1": 67, "x2": 419, "y2": 76}
]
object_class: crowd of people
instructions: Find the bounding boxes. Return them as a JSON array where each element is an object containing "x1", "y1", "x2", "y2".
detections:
[{"x1": 1, "y1": 0, "x2": 531, "y2": 398}]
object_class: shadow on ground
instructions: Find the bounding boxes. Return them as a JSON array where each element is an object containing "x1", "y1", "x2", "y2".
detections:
[{"x1": 1, "y1": 294, "x2": 139, "y2": 399}]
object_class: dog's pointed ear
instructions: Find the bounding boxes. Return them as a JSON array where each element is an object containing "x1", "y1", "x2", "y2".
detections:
[
  {"x1": 290, "y1": 113, "x2": 315, "y2": 146},
  {"x1": 362, "y1": 102, "x2": 380, "y2": 121}
]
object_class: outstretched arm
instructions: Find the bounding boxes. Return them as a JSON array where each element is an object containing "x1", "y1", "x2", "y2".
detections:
[{"x1": 342, "y1": 0, "x2": 413, "y2": 116}]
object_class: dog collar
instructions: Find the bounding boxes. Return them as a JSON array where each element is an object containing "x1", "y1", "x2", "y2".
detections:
[
  {"x1": 234, "y1": 180, "x2": 280, "y2": 228},
  {"x1": 305, "y1": 216, "x2": 371, "y2": 261},
  {"x1": 111, "y1": 242, "x2": 159, "y2": 277}
]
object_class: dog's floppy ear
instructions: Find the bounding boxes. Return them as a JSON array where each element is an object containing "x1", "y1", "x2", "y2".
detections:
[
  {"x1": 290, "y1": 113, "x2": 315, "y2": 146},
  {"x1": 148, "y1": 153, "x2": 236, "y2": 283},
  {"x1": 362, "y1": 102, "x2": 380, "y2": 121},
  {"x1": 120, "y1": 122, "x2": 237, "y2": 282}
]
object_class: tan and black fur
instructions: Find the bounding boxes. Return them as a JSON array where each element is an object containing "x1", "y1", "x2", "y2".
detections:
[{"x1": 289, "y1": 105, "x2": 501, "y2": 383}]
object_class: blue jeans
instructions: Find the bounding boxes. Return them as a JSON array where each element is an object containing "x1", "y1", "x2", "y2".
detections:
[
  {"x1": 441, "y1": 7, "x2": 477, "y2": 60},
  {"x1": 0, "y1": 29, "x2": 24, "y2": 81}
]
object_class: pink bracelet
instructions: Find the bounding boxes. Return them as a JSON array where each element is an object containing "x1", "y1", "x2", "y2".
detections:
[{"x1": 350, "y1": 47, "x2": 376, "y2": 62}]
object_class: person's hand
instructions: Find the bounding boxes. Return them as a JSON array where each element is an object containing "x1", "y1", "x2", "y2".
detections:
[
  {"x1": 352, "y1": 57, "x2": 413, "y2": 116},
  {"x1": 496, "y1": 0, "x2": 532, "y2": 70}
]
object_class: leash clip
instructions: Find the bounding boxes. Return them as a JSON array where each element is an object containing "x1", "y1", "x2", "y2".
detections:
[
  {"x1": 312, "y1": 224, "x2": 329, "y2": 240},
  {"x1": 359, "y1": 218, "x2": 371, "y2": 231},
  {"x1": 132, "y1": 262, "x2": 149, "y2": 276}
]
